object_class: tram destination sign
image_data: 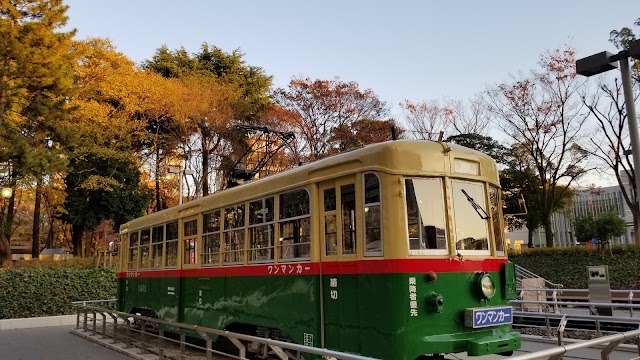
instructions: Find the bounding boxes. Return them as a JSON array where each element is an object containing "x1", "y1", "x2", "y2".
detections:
[{"x1": 464, "y1": 306, "x2": 513, "y2": 328}]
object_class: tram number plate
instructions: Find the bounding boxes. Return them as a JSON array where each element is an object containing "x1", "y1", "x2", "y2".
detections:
[{"x1": 464, "y1": 306, "x2": 513, "y2": 328}]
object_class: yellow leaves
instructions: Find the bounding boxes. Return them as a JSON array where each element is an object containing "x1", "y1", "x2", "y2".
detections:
[{"x1": 79, "y1": 175, "x2": 120, "y2": 191}]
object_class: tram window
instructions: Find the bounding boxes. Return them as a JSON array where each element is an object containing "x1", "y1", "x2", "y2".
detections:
[
  {"x1": 183, "y1": 219, "x2": 198, "y2": 265},
  {"x1": 323, "y1": 188, "x2": 337, "y2": 256},
  {"x1": 165, "y1": 221, "x2": 179, "y2": 267},
  {"x1": 405, "y1": 178, "x2": 448, "y2": 253},
  {"x1": 128, "y1": 231, "x2": 139, "y2": 270},
  {"x1": 139, "y1": 228, "x2": 150, "y2": 269},
  {"x1": 223, "y1": 204, "x2": 245, "y2": 265},
  {"x1": 280, "y1": 189, "x2": 310, "y2": 218},
  {"x1": 279, "y1": 189, "x2": 311, "y2": 261},
  {"x1": 151, "y1": 225, "x2": 164, "y2": 269},
  {"x1": 341, "y1": 184, "x2": 356, "y2": 255},
  {"x1": 489, "y1": 186, "x2": 504, "y2": 254},
  {"x1": 202, "y1": 210, "x2": 221, "y2": 266},
  {"x1": 364, "y1": 173, "x2": 382, "y2": 255},
  {"x1": 324, "y1": 188, "x2": 336, "y2": 212},
  {"x1": 451, "y1": 180, "x2": 490, "y2": 252},
  {"x1": 249, "y1": 197, "x2": 275, "y2": 263},
  {"x1": 325, "y1": 215, "x2": 338, "y2": 256}
]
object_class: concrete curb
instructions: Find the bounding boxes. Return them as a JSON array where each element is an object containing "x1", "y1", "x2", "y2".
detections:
[
  {"x1": 0, "y1": 315, "x2": 76, "y2": 330},
  {"x1": 70, "y1": 328, "x2": 158, "y2": 360}
]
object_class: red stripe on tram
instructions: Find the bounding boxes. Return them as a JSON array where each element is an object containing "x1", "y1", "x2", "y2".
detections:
[{"x1": 118, "y1": 258, "x2": 507, "y2": 279}]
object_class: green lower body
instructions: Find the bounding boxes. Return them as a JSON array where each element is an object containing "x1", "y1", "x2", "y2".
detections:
[{"x1": 118, "y1": 270, "x2": 520, "y2": 359}]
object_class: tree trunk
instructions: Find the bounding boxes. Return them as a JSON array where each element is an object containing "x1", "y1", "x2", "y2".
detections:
[
  {"x1": 71, "y1": 223, "x2": 84, "y2": 256},
  {"x1": 0, "y1": 233, "x2": 11, "y2": 267},
  {"x1": 46, "y1": 219, "x2": 54, "y2": 249},
  {"x1": 155, "y1": 146, "x2": 162, "y2": 212},
  {"x1": 31, "y1": 179, "x2": 42, "y2": 258},
  {"x1": 634, "y1": 212, "x2": 640, "y2": 245},
  {"x1": 527, "y1": 228, "x2": 534, "y2": 248},
  {"x1": 0, "y1": 178, "x2": 17, "y2": 265},
  {"x1": 543, "y1": 217, "x2": 555, "y2": 248},
  {"x1": 202, "y1": 145, "x2": 210, "y2": 197}
]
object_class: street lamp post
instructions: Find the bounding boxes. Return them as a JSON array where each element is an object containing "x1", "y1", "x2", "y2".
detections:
[
  {"x1": 168, "y1": 167, "x2": 195, "y2": 205},
  {"x1": 576, "y1": 40, "x2": 640, "y2": 233}
]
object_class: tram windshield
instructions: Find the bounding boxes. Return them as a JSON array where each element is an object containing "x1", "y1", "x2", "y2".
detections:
[{"x1": 450, "y1": 180, "x2": 490, "y2": 253}]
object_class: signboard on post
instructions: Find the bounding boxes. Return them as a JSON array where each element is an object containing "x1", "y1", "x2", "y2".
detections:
[{"x1": 588, "y1": 265, "x2": 612, "y2": 316}]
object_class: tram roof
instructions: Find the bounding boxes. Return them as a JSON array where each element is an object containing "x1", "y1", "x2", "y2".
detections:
[{"x1": 121, "y1": 140, "x2": 498, "y2": 231}]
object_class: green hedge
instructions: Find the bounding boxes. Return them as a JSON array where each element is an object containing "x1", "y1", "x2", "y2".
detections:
[
  {"x1": 509, "y1": 245, "x2": 640, "y2": 289},
  {"x1": 0, "y1": 261, "x2": 117, "y2": 319}
]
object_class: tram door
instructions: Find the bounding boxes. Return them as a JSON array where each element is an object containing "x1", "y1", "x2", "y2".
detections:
[{"x1": 319, "y1": 177, "x2": 361, "y2": 353}]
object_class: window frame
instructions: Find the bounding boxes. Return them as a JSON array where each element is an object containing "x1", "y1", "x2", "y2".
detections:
[
  {"x1": 404, "y1": 177, "x2": 449, "y2": 256},
  {"x1": 182, "y1": 216, "x2": 199, "y2": 266},
  {"x1": 127, "y1": 231, "x2": 140, "y2": 270},
  {"x1": 201, "y1": 209, "x2": 222, "y2": 267},
  {"x1": 450, "y1": 179, "x2": 491, "y2": 256},
  {"x1": 223, "y1": 203, "x2": 246, "y2": 265},
  {"x1": 278, "y1": 188, "x2": 311, "y2": 262},
  {"x1": 248, "y1": 196, "x2": 275, "y2": 264},
  {"x1": 164, "y1": 221, "x2": 179, "y2": 268},
  {"x1": 363, "y1": 172, "x2": 383, "y2": 257},
  {"x1": 150, "y1": 225, "x2": 164, "y2": 269},
  {"x1": 489, "y1": 185, "x2": 505, "y2": 257}
]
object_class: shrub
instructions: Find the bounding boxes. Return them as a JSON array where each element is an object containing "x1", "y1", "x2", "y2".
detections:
[
  {"x1": 509, "y1": 245, "x2": 640, "y2": 289},
  {"x1": 0, "y1": 263, "x2": 117, "y2": 319}
]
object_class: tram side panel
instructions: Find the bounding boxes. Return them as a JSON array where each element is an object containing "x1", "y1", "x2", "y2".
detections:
[
  {"x1": 180, "y1": 267, "x2": 321, "y2": 347},
  {"x1": 150, "y1": 273, "x2": 181, "y2": 322}
]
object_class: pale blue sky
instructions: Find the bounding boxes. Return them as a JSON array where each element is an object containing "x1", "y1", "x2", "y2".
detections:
[{"x1": 64, "y1": 0, "x2": 638, "y2": 117}]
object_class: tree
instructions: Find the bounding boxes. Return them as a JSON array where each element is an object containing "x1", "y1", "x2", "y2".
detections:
[
  {"x1": 65, "y1": 38, "x2": 165, "y2": 255},
  {"x1": 447, "y1": 96, "x2": 492, "y2": 136},
  {"x1": 574, "y1": 212, "x2": 626, "y2": 253},
  {"x1": 172, "y1": 76, "x2": 241, "y2": 197},
  {"x1": 400, "y1": 96, "x2": 491, "y2": 139},
  {"x1": 399, "y1": 99, "x2": 450, "y2": 140},
  {"x1": 609, "y1": 18, "x2": 640, "y2": 81},
  {"x1": 143, "y1": 43, "x2": 273, "y2": 196},
  {"x1": 0, "y1": 0, "x2": 77, "y2": 265},
  {"x1": 486, "y1": 47, "x2": 590, "y2": 247},
  {"x1": 62, "y1": 156, "x2": 151, "y2": 256},
  {"x1": 581, "y1": 78, "x2": 640, "y2": 244},
  {"x1": 581, "y1": 20, "x2": 640, "y2": 245},
  {"x1": 273, "y1": 77, "x2": 389, "y2": 161},
  {"x1": 329, "y1": 119, "x2": 401, "y2": 152},
  {"x1": 444, "y1": 133, "x2": 510, "y2": 164}
]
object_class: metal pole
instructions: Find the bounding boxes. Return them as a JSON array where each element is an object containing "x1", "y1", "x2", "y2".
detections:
[
  {"x1": 620, "y1": 58, "x2": 640, "y2": 244},
  {"x1": 178, "y1": 169, "x2": 183, "y2": 205}
]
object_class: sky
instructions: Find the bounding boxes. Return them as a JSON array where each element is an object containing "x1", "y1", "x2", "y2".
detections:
[
  {"x1": 63, "y1": 1, "x2": 639, "y2": 186},
  {"x1": 63, "y1": 1, "x2": 638, "y2": 110}
]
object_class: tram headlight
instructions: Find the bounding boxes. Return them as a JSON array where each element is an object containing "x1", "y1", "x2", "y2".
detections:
[{"x1": 478, "y1": 273, "x2": 496, "y2": 299}]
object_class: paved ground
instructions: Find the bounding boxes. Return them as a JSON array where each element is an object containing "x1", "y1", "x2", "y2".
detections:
[{"x1": 0, "y1": 325, "x2": 132, "y2": 360}]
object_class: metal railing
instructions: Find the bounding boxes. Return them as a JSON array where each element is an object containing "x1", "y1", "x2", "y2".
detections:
[
  {"x1": 516, "y1": 288, "x2": 639, "y2": 316},
  {"x1": 511, "y1": 298, "x2": 640, "y2": 359},
  {"x1": 515, "y1": 264, "x2": 564, "y2": 289},
  {"x1": 72, "y1": 300, "x2": 378, "y2": 360},
  {"x1": 509, "y1": 327, "x2": 640, "y2": 360}
]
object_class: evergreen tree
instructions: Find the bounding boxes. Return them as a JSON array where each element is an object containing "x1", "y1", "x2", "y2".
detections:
[
  {"x1": 0, "y1": 0, "x2": 77, "y2": 265},
  {"x1": 62, "y1": 155, "x2": 151, "y2": 256}
]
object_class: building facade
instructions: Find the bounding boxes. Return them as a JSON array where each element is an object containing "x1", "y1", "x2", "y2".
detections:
[{"x1": 505, "y1": 183, "x2": 634, "y2": 249}]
